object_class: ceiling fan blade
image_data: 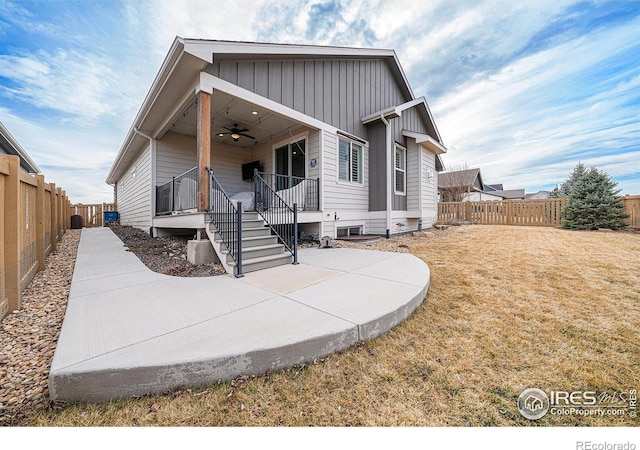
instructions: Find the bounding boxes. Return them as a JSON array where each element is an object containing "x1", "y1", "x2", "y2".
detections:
[{"x1": 240, "y1": 133, "x2": 255, "y2": 140}]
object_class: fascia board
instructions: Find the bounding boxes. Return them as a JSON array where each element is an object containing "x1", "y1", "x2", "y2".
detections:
[
  {"x1": 402, "y1": 129, "x2": 447, "y2": 154},
  {"x1": 183, "y1": 38, "x2": 395, "y2": 60}
]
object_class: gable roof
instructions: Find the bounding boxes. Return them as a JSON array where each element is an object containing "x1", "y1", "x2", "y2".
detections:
[
  {"x1": 107, "y1": 37, "x2": 442, "y2": 184},
  {"x1": 0, "y1": 121, "x2": 40, "y2": 173},
  {"x1": 525, "y1": 190, "x2": 550, "y2": 199},
  {"x1": 490, "y1": 189, "x2": 526, "y2": 199},
  {"x1": 484, "y1": 183, "x2": 503, "y2": 192},
  {"x1": 438, "y1": 168, "x2": 483, "y2": 190}
]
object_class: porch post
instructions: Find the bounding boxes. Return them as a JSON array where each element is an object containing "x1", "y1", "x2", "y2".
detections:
[{"x1": 197, "y1": 90, "x2": 211, "y2": 213}]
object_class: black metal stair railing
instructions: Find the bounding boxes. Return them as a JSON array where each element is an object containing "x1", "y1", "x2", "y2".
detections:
[
  {"x1": 253, "y1": 170, "x2": 298, "y2": 264},
  {"x1": 255, "y1": 173, "x2": 319, "y2": 211},
  {"x1": 208, "y1": 168, "x2": 243, "y2": 277}
]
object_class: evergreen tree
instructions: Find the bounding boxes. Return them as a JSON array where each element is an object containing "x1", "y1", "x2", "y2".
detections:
[
  {"x1": 562, "y1": 168, "x2": 629, "y2": 230},
  {"x1": 552, "y1": 162, "x2": 587, "y2": 198}
]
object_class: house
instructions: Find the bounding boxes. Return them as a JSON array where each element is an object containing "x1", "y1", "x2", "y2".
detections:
[
  {"x1": 488, "y1": 189, "x2": 526, "y2": 200},
  {"x1": 438, "y1": 168, "x2": 485, "y2": 201},
  {"x1": 106, "y1": 38, "x2": 447, "y2": 275},
  {"x1": 0, "y1": 121, "x2": 40, "y2": 174},
  {"x1": 526, "y1": 190, "x2": 550, "y2": 199}
]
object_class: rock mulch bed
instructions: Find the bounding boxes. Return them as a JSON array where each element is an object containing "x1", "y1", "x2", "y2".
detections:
[
  {"x1": 0, "y1": 229, "x2": 81, "y2": 426},
  {"x1": 110, "y1": 225, "x2": 226, "y2": 277}
]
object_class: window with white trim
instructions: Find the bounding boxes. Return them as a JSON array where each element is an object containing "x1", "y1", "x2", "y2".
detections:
[
  {"x1": 394, "y1": 144, "x2": 406, "y2": 195},
  {"x1": 338, "y1": 137, "x2": 363, "y2": 184},
  {"x1": 336, "y1": 226, "x2": 362, "y2": 238}
]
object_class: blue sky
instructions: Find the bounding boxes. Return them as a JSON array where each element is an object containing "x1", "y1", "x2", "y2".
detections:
[{"x1": 0, "y1": 0, "x2": 638, "y2": 202}]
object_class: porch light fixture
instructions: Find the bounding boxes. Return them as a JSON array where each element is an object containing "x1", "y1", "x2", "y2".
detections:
[{"x1": 251, "y1": 110, "x2": 258, "y2": 115}]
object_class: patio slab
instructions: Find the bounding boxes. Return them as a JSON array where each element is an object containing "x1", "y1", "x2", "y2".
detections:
[{"x1": 49, "y1": 227, "x2": 431, "y2": 402}]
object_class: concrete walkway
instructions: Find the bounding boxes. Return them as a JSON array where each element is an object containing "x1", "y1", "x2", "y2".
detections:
[{"x1": 49, "y1": 227, "x2": 431, "y2": 402}]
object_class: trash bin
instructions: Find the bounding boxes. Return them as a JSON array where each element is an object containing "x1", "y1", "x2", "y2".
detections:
[
  {"x1": 70, "y1": 215, "x2": 83, "y2": 229},
  {"x1": 103, "y1": 211, "x2": 119, "y2": 226}
]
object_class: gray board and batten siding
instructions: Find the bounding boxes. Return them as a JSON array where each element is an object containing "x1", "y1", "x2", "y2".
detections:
[
  {"x1": 208, "y1": 58, "x2": 438, "y2": 215},
  {"x1": 206, "y1": 58, "x2": 436, "y2": 141}
]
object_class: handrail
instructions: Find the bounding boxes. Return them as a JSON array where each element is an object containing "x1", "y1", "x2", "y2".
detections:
[
  {"x1": 255, "y1": 173, "x2": 319, "y2": 211},
  {"x1": 156, "y1": 166, "x2": 198, "y2": 215},
  {"x1": 208, "y1": 168, "x2": 243, "y2": 277},
  {"x1": 254, "y1": 170, "x2": 298, "y2": 264}
]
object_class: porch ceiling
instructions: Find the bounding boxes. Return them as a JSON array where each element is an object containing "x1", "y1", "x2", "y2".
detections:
[{"x1": 167, "y1": 90, "x2": 307, "y2": 148}]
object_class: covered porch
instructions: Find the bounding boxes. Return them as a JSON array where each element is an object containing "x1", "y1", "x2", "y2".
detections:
[{"x1": 151, "y1": 83, "x2": 323, "y2": 236}]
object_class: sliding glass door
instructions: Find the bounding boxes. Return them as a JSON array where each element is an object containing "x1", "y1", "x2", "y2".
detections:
[{"x1": 275, "y1": 139, "x2": 306, "y2": 190}]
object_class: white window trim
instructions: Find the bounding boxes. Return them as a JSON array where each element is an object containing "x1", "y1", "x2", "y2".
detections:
[
  {"x1": 394, "y1": 144, "x2": 406, "y2": 196},
  {"x1": 337, "y1": 136, "x2": 364, "y2": 186}
]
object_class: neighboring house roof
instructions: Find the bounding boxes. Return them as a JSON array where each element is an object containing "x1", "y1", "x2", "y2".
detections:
[
  {"x1": 525, "y1": 190, "x2": 551, "y2": 199},
  {"x1": 438, "y1": 168, "x2": 484, "y2": 191},
  {"x1": 0, "y1": 121, "x2": 40, "y2": 173},
  {"x1": 490, "y1": 189, "x2": 526, "y2": 199},
  {"x1": 484, "y1": 183, "x2": 503, "y2": 192},
  {"x1": 106, "y1": 37, "x2": 446, "y2": 184}
]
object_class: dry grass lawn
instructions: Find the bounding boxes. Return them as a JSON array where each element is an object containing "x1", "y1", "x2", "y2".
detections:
[{"x1": 25, "y1": 226, "x2": 640, "y2": 426}]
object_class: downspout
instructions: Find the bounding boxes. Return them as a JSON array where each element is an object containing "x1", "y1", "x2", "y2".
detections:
[
  {"x1": 134, "y1": 127, "x2": 156, "y2": 236},
  {"x1": 380, "y1": 114, "x2": 392, "y2": 239}
]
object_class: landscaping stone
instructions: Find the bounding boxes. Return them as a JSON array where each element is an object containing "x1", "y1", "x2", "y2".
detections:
[{"x1": 0, "y1": 230, "x2": 80, "y2": 425}]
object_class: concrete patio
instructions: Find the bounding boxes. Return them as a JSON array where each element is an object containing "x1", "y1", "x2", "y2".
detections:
[{"x1": 49, "y1": 227, "x2": 431, "y2": 403}]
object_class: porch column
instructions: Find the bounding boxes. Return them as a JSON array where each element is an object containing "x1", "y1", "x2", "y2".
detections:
[{"x1": 197, "y1": 90, "x2": 211, "y2": 212}]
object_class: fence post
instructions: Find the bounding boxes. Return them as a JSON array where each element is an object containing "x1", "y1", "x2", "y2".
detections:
[
  {"x1": 57, "y1": 188, "x2": 63, "y2": 239},
  {"x1": 35, "y1": 174, "x2": 46, "y2": 271},
  {"x1": 465, "y1": 201, "x2": 472, "y2": 222},
  {"x1": 49, "y1": 183, "x2": 57, "y2": 251},
  {"x1": 506, "y1": 200, "x2": 512, "y2": 225},
  {"x1": 4, "y1": 155, "x2": 21, "y2": 313}
]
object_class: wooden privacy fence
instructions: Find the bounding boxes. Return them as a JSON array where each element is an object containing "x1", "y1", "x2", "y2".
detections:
[
  {"x1": 438, "y1": 198, "x2": 567, "y2": 226},
  {"x1": 623, "y1": 195, "x2": 640, "y2": 229},
  {"x1": 69, "y1": 202, "x2": 117, "y2": 228},
  {"x1": 1, "y1": 154, "x2": 71, "y2": 321},
  {"x1": 438, "y1": 196, "x2": 640, "y2": 228}
]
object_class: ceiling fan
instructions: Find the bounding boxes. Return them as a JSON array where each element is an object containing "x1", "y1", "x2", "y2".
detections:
[{"x1": 218, "y1": 124, "x2": 255, "y2": 142}]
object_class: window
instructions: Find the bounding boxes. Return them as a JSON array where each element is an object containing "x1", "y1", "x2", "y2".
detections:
[
  {"x1": 338, "y1": 138, "x2": 363, "y2": 184},
  {"x1": 394, "y1": 145, "x2": 406, "y2": 195},
  {"x1": 336, "y1": 226, "x2": 362, "y2": 238}
]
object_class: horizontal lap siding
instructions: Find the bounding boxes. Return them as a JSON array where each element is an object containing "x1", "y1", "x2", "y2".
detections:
[
  {"x1": 421, "y1": 149, "x2": 438, "y2": 227},
  {"x1": 211, "y1": 142, "x2": 253, "y2": 196},
  {"x1": 322, "y1": 130, "x2": 369, "y2": 212},
  {"x1": 307, "y1": 130, "x2": 320, "y2": 180},
  {"x1": 118, "y1": 147, "x2": 151, "y2": 230},
  {"x1": 406, "y1": 140, "x2": 420, "y2": 212},
  {"x1": 156, "y1": 132, "x2": 197, "y2": 185}
]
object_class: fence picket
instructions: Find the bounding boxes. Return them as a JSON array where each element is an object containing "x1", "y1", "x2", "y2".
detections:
[
  {"x1": 0, "y1": 155, "x2": 72, "y2": 320},
  {"x1": 438, "y1": 196, "x2": 640, "y2": 229}
]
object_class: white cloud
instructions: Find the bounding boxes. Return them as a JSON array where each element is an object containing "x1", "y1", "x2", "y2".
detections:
[
  {"x1": 434, "y1": 16, "x2": 640, "y2": 194},
  {"x1": 0, "y1": 49, "x2": 141, "y2": 122}
]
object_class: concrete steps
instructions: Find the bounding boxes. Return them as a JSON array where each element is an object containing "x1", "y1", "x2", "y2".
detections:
[{"x1": 206, "y1": 212, "x2": 293, "y2": 275}]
